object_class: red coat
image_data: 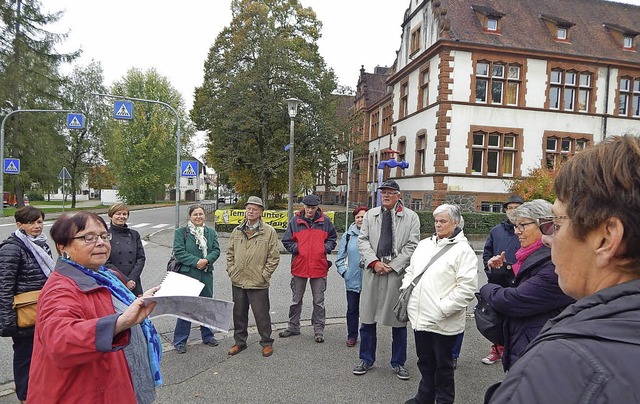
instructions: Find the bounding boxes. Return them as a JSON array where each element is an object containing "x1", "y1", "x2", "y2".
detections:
[
  {"x1": 282, "y1": 209, "x2": 337, "y2": 278},
  {"x1": 27, "y1": 261, "x2": 136, "y2": 404}
]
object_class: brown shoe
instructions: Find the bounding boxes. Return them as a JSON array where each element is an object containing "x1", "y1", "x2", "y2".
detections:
[
  {"x1": 228, "y1": 344, "x2": 247, "y2": 356},
  {"x1": 262, "y1": 345, "x2": 273, "y2": 357}
]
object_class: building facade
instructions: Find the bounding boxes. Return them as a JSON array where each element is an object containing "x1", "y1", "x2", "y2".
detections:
[{"x1": 329, "y1": 0, "x2": 640, "y2": 211}]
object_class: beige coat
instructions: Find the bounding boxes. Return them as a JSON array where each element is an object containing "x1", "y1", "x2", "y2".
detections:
[
  {"x1": 226, "y1": 219, "x2": 280, "y2": 289},
  {"x1": 358, "y1": 201, "x2": 420, "y2": 327}
]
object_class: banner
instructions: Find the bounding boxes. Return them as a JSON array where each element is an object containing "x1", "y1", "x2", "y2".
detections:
[{"x1": 214, "y1": 209, "x2": 335, "y2": 230}]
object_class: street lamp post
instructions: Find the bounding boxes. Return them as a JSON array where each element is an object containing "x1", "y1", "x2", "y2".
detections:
[{"x1": 285, "y1": 98, "x2": 301, "y2": 222}]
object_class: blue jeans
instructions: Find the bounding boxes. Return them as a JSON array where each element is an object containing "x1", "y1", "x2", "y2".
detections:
[
  {"x1": 452, "y1": 332, "x2": 464, "y2": 359},
  {"x1": 359, "y1": 322, "x2": 407, "y2": 367},
  {"x1": 173, "y1": 318, "x2": 215, "y2": 347},
  {"x1": 346, "y1": 291, "x2": 360, "y2": 340}
]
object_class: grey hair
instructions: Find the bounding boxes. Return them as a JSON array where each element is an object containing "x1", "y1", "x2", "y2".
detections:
[
  {"x1": 510, "y1": 199, "x2": 553, "y2": 221},
  {"x1": 433, "y1": 204, "x2": 462, "y2": 224}
]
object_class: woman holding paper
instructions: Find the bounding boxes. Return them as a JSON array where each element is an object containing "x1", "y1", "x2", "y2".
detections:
[
  {"x1": 172, "y1": 204, "x2": 221, "y2": 353},
  {"x1": 27, "y1": 212, "x2": 162, "y2": 404}
]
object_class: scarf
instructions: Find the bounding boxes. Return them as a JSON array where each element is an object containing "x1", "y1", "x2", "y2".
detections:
[
  {"x1": 13, "y1": 230, "x2": 55, "y2": 277},
  {"x1": 376, "y1": 207, "x2": 394, "y2": 259},
  {"x1": 512, "y1": 239, "x2": 544, "y2": 276},
  {"x1": 187, "y1": 221, "x2": 208, "y2": 257},
  {"x1": 61, "y1": 258, "x2": 163, "y2": 386}
]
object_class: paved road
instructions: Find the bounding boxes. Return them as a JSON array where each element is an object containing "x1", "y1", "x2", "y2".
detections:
[{"x1": 0, "y1": 207, "x2": 504, "y2": 403}]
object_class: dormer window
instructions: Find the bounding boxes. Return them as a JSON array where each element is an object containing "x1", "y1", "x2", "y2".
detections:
[
  {"x1": 557, "y1": 27, "x2": 567, "y2": 40},
  {"x1": 472, "y1": 5, "x2": 505, "y2": 34},
  {"x1": 603, "y1": 23, "x2": 638, "y2": 51},
  {"x1": 540, "y1": 14, "x2": 575, "y2": 43}
]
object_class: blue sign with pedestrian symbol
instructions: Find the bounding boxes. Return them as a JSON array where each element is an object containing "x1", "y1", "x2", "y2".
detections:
[
  {"x1": 114, "y1": 101, "x2": 133, "y2": 120},
  {"x1": 4, "y1": 158, "x2": 20, "y2": 174},
  {"x1": 66, "y1": 113, "x2": 85, "y2": 129},
  {"x1": 181, "y1": 161, "x2": 198, "y2": 177}
]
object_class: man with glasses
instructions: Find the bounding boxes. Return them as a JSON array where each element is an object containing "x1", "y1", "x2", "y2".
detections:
[
  {"x1": 354, "y1": 180, "x2": 420, "y2": 380},
  {"x1": 226, "y1": 196, "x2": 280, "y2": 358},
  {"x1": 480, "y1": 195, "x2": 524, "y2": 366},
  {"x1": 280, "y1": 194, "x2": 337, "y2": 343}
]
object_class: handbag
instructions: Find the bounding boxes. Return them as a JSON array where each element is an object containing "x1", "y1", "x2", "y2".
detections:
[
  {"x1": 167, "y1": 227, "x2": 188, "y2": 272},
  {"x1": 393, "y1": 244, "x2": 454, "y2": 322},
  {"x1": 12, "y1": 290, "x2": 41, "y2": 328},
  {"x1": 474, "y1": 292, "x2": 504, "y2": 345}
]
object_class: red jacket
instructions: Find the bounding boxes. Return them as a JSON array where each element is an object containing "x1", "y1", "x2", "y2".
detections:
[
  {"x1": 282, "y1": 208, "x2": 337, "y2": 278},
  {"x1": 27, "y1": 261, "x2": 136, "y2": 404}
]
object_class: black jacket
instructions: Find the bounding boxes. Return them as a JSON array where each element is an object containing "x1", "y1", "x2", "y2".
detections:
[
  {"x1": 482, "y1": 220, "x2": 520, "y2": 268},
  {"x1": 0, "y1": 236, "x2": 49, "y2": 337},
  {"x1": 480, "y1": 246, "x2": 574, "y2": 370},
  {"x1": 489, "y1": 279, "x2": 640, "y2": 403},
  {"x1": 106, "y1": 224, "x2": 146, "y2": 296}
]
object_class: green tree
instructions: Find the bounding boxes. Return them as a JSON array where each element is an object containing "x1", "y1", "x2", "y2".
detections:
[
  {"x1": 105, "y1": 68, "x2": 192, "y2": 204},
  {"x1": 59, "y1": 61, "x2": 111, "y2": 207},
  {"x1": 191, "y1": 0, "x2": 342, "y2": 204},
  {"x1": 0, "y1": 0, "x2": 79, "y2": 206}
]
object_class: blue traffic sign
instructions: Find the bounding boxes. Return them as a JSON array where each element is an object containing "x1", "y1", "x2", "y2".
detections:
[
  {"x1": 66, "y1": 113, "x2": 85, "y2": 129},
  {"x1": 181, "y1": 161, "x2": 198, "y2": 177},
  {"x1": 114, "y1": 101, "x2": 133, "y2": 120},
  {"x1": 4, "y1": 158, "x2": 20, "y2": 174}
]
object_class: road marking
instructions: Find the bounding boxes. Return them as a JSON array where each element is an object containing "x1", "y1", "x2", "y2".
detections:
[
  {"x1": 151, "y1": 224, "x2": 170, "y2": 229},
  {"x1": 130, "y1": 223, "x2": 151, "y2": 228}
]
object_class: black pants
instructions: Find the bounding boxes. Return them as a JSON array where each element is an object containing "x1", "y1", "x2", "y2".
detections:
[
  {"x1": 414, "y1": 330, "x2": 457, "y2": 404},
  {"x1": 232, "y1": 286, "x2": 274, "y2": 347},
  {"x1": 12, "y1": 334, "x2": 34, "y2": 401}
]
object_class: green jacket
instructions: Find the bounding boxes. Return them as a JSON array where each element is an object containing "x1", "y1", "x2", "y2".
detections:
[
  {"x1": 173, "y1": 225, "x2": 220, "y2": 297},
  {"x1": 226, "y1": 219, "x2": 280, "y2": 289}
]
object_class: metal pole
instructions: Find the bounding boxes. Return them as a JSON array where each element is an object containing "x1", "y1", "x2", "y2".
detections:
[
  {"x1": 92, "y1": 93, "x2": 182, "y2": 228},
  {"x1": 287, "y1": 117, "x2": 295, "y2": 222},
  {"x1": 0, "y1": 109, "x2": 74, "y2": 217}
]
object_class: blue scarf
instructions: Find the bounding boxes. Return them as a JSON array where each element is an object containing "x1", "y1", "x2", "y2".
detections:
[{"x1": 61, "y1": 258, "x2": 163, "y2": 386}]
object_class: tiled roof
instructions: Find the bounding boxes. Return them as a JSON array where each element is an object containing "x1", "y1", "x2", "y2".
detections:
[{"x1": 442, "y1": 0, "x2": 640, "y2": 64}]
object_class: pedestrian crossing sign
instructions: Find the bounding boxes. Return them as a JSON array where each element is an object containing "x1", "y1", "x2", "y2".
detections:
[
  {"x1": 113, "y1": 101, "x2": 133, "y2": 120},
  {"x1": 3, "y1": 158, "x2": 20, "y2": 174},
  {"x1": 66, "y1": 113, "x2": 85, "y2": 129},
  {"x1": 181, "y1": 161, "x2": 198, "y2": 177}
]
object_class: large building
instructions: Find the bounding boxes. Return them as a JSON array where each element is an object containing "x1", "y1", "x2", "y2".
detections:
[{"x1": 324, "y1": 0, "x2": 640, "y2": 211}]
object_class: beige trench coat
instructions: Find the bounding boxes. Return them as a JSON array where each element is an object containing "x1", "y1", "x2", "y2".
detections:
[{"x1": 358, "y1": 201, "x2": 420, "y2": 327}]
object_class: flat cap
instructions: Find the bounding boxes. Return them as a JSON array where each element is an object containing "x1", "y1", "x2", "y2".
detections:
[
  {"x1": 377, "y1": 179, "x2": 400, "y2": 192},
  {"x1": 245, "y1": 196, "x2": 264, "y2": 208},
  {"x1": 503, "y1": 195, "x2": 524, "y2": 209},
  {"x1": 302, "y1": 194, "x2": 321, "y2": 206}
]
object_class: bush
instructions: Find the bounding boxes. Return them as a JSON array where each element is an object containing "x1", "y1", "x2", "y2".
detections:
[{"x1": 27, "y1": 190, "x2": 45, "y2": 201}]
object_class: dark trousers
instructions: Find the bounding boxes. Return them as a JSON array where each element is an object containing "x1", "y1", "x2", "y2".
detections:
[
  {"x1": 414, "y1": 330, "x2": 457, "y2": 404},
  {"x1": 286, "y1": 276, "x2": 326, "y2": 334},
  {"x1": 359, "y1": 322, "x2": 407, "y2": 367},
  {"x1": 345, "y1": 290, "x2": 360, "y2": 340},
  {"x1": 12, "y1": 335, "x2": 34, "y2": 401},
  {"x1": 452, "y1": 332, "x2": 464, "y2": 359},
  {"x1": 232, "y1": 286, "x2": 274, "y2": 347}
]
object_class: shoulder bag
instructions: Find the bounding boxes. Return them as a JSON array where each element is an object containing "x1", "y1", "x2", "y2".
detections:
[
  {"x1": 474, "y1": 292, "x2": 504, "y2": 345},
  {"x1": 393, "y1": 244, "x2": 454, "y2": 322},
  {"x1": 167, "y1": 227, "x2": 187, "y2": 272}
]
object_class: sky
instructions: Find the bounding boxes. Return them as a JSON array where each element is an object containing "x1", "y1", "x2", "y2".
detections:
[{"x1": 47, "y1": 1, "x2": 410, "y2": 111}]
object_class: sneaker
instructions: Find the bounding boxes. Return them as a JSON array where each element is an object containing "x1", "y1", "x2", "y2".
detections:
[
  {"x1": 314, "y1": 334, "x2": 324, "y2": 343},
  {"x1": 482, "y1": 351, "x2": 501, "y2": 365},
  {"x1": 393, "y1": 365, "x2": 410, "y2": 380},
  {"x1": 175, "y1": 344, "x2": 187, "y2": 354},
  {"x1": 203, "y1": 338, "x2": 219, "y2": 347},
  {"x1": 353, "y1": 360, "x2": 373, "y2": 375},
  {"x1": 346, "y1": 338, "x2": 357, "y2": 347},
  {"x1": 278, "y1": 330, "x2": 301, "y2": 338}
]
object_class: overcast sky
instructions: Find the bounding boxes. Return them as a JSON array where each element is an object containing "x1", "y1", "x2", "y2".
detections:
[{"x1": 47, "y1": 1, "x2": 410, "y2": 110}]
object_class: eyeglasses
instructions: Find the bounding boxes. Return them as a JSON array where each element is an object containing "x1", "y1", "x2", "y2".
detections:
[
  {"x1": 538, "y1": 216, "x2": 570, "y2": 236},
  {"x1": 513, "y1": 221, "x2": 538, "y2": 232},
  {"x1": 72, "y1": 233, "x2": 112, "y2": 243}
]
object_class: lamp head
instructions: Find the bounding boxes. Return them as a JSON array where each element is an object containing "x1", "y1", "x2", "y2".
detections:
[{"x1": 285, "y1": 98, "x2": 302, "y2": 118}]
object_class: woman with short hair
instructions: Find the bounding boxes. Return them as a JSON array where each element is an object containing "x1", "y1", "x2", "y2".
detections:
[
  {"x1": 0, "y1": 206, "x2": 54, "y2": 403},
  {"x1": 403, "y1": 204, "x2": 478, "y2": 404},
  {"x1": 27, "y1": 212, "x2": 161, "y2": 403},
  {"x1": 106, "y1": 203, "x2": 146, "y2": 296},
  {"x1": 480, "y1": 199, "x2": 574, "y2": 371}
]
